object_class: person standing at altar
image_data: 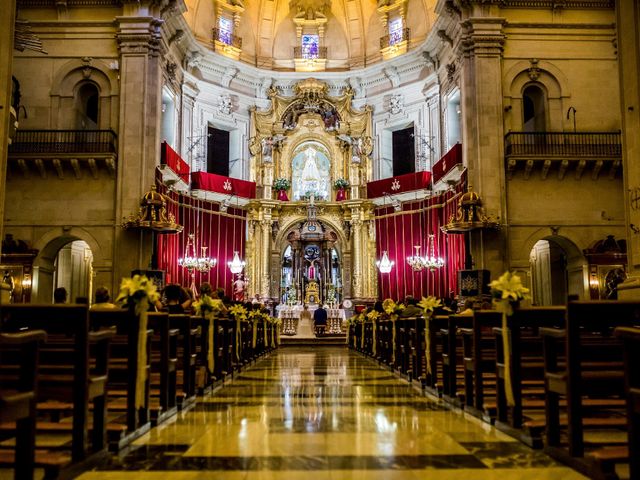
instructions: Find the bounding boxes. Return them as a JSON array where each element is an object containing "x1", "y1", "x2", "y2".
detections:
[{"x1": 313, "y1": 304, "x2": 327, "y2": 336}]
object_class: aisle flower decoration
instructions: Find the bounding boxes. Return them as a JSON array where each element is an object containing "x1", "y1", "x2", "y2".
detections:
[
  {"x1": 249, "y1": 309, "x2": 261, "y2": 349},
  {"x1": 367, "y1": 310, "x2": 381, "y2": 355},
  {"x1": 418, "y1": 296, "x2": 442, "y2": 376},
  {"x1": 489, "y1": 272, "x2": 530, "y2": 407},
  {"x1": 382, "y1": 299, "x2": 405, "y2": 364},
  {"x1": 194, "y1": 295, "x2": 225, "y2": 372},
  {"x1": 115, "y1": 274, "x2": 160, "y2": 409},
  {"x1": 229, "y1": 304, "x2": 248, "y2": 361}
]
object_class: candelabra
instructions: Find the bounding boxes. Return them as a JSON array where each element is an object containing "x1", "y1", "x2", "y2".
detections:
[
  {"x1": 406, "y1": 234, "x2": 444, "y2": 272},
  {"x1": 178, "y1": 233, "x2": 217, "y2": 295}
]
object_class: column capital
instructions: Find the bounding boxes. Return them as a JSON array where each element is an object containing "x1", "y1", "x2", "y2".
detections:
[
  {"x1": 116, "y1": 16, "x2": 164, "y2": 55},
  {"x1": 458, "y1": 17, "x2": 506, "y2": 58}
]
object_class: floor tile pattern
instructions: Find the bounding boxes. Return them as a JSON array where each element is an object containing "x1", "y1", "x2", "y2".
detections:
[{"x1": 75, "y1": 347, "x2": 586, "y2": 480}]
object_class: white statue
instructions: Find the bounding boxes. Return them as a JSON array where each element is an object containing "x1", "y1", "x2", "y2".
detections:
[{"x1": 302, "y1": 147, "x2": 321, "y2": 181}]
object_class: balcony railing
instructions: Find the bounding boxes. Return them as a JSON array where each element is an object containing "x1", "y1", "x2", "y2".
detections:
[
  {"x1": 8, "y1": 129, "x2": 117, "y2": 155},
  {"x1": 380, "y1": 28, "x2": 410, "y2": 49},
  {"x1": 293, "y1": 46, "x2": 328, "y2": 60},
  {"x1": 212, "y1": 27, "x2": 242, "y2": 49},
  {"x1": 504, "y1": 131, "x2": 622, "y2": 158}
]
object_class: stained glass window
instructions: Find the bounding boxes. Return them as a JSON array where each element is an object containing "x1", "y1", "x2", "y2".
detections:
[
  {"x1": 389, "y1": 18, "x2": 403, "y2": 45},
  {"x1": 301, "y1": 34, "x2": 320, "y2": 59},
  {"x1": 218, "y1": 17, "x2": 233, "y2": 45}
]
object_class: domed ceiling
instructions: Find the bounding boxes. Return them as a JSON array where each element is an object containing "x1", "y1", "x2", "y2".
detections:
[{"x1": 182, "y1": 0, "x2": 436, "y2": 71}]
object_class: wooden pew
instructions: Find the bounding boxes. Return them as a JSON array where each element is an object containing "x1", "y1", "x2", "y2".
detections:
[
  {"x1": 168, "y1": 314, "x2": 199, "y2": 408},
  {"x1": 459, "y1": 310, "x2": 502, "y2": 420},
  {"x1": 541, "y1": 301, "x2": 640, "y2": 478},
  {"x1": 0, "y1": 330, "x2": 46, "y2": 480},
  {"x1": 90, "y1": 309, "x2": 155, "y2": 449},
  {"x1": 614, "y1": 326, "x2": 640, "y2": 480},
  {"x1": 492, "y1": 306, "x2": 565, "y2": 447},
  {"x1": 440, "y1": 314, "x2": 473, "y2": 406},
  {"x1": 0, "y1": 305, "x2": 113, "y2": 469},
  {"x1": 421, "y1": 315, "x2": 448, "y2": 397}
]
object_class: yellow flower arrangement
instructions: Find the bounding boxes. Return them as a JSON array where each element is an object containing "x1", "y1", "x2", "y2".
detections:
[
  {"x1": 229, "y1": 304, "x2": 248, "y2": 320},
  {"x1": 194, "y1": 294, "x2": 224, "y2": 317},
  {"x1": 418, "y1": 296, "x2": 442, "y2": 314},
  {"x1": 115, "y1": 274, "x2": 160, "y2": 314},
  {"x1": 489, "y1": 272, "x2": 530, "y2": 303}
]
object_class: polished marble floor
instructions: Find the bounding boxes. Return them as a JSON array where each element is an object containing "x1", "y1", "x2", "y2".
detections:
[{"x1": 75, "y1": 347, "x2": 585, "y2": 480}]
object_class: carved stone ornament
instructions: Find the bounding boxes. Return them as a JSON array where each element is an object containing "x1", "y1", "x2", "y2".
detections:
[
  {"x1": 81, "y1": 57, "x2": 93, "y2": 79},
  {"x1": 218, "y1": 94, "x2": 232, "y2": 115},
  {"x1": 389, "y1": 94, "x2": 404, "y2": 115},
  {"x1": 528, "y1": 58, "x2": 541, "y2": 81},
  {"x1": 446, "y1": 63, "x2": 456, "y2": 82}
]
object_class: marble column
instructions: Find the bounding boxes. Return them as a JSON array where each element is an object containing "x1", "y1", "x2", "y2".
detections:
[
  {"x1": 616, "y1": 0, "x2": 640, "y2": 298},
  {"x1": 261, "y1": 219, "x2": 271, "y2": 298},
  {"x1": 180, "y1": 81, "x2": 199, "y2": 166},
  {"x1": 351, "y1": 208, "x2": 362, "y2": 299},
  {"x1": 459, "y1": 16, "x2": 507, "y2": 275},
  {"x1": 114, "y1": 8, "x2": 164, "y2": 281},
  {"x1": 0, "y1": 0, "x2": 16, "y2": 250}
]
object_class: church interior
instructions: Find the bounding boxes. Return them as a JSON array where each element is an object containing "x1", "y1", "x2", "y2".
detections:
[{"x1": 1, "y1": 0, "x2": 640, "y2": 478}]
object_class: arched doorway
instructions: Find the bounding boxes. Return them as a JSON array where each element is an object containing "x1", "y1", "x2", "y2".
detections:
[
  {"x1": 53, "y1": 240, "x2": 94, "y2": 303},
  {"x1": 33, "y1": 236, "x2": 95, "y2": 304},
  {"x1": 522, "y1": 84, "x2": 546, "y2": 132},
  {"x1": 529, "y1": 236, "x2": 586, "y2": 305}
]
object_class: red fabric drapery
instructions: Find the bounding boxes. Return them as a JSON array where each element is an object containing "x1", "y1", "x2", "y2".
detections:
[
  {"x1": 432, "y1": 143, "x2": 462, "y2": 184},
  {"x1": 191, "y1": 171, "x2": 256, "y2": 199},
  {"x1": 156, "y1": 174, "x2": 246, "y2": 298},
  {"x1": 160, "y1": 142, "x2": 190, "y2": 183},
  {"x1": 375, "y1": 180, "x2": 466, "y2": 301},
  {"x1": 366, "y1": 171, "x2": 431, "y2": 199}
]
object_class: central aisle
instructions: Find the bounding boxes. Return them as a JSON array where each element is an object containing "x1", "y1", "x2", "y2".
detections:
[{"x1": 78, "y1": 347, "x2": 585, "y2": 479}]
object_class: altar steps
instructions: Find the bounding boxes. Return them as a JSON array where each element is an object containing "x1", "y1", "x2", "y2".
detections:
[{"x1": 280, "y1": 336, "x2": 346, "y2": 347}]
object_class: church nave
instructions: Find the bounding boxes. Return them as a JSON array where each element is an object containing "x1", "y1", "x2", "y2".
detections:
[{"x1": 75, "y1": 348, "x2": 585, "y2": 480}]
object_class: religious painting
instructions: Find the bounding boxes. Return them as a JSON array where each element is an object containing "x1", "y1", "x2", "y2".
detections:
[{"x1": 291, "y1": 141, "x2": 331, "y2": 200}]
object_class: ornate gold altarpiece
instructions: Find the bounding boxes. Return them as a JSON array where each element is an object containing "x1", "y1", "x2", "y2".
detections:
[{"x1": 245, "y1": 79, "x2": 378, "y2": 303}]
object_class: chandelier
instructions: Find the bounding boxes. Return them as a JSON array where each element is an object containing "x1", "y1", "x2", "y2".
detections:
[
  {"x1": 406, "y1": 234, "x2": 445, "y2": 272},
  {"x1": 178, "y1": 233, "x2": 217, "y2": 294},
  {"x1": 376, "y1": 251, "x2": 394, "y2": 274},
  {"x1": 228, "y1": 251, "x2": 246, "y2": 274}
]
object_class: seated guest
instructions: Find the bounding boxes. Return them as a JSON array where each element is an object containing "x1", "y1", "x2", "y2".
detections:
[
  {"x1": 160, "y1": 284, "x2": 185, "y2": 314},
  {"x1": 91, "y1": 286, "x2": 118, "y2": 310},
  {"x1": 314, "y1": 304, "x2": 328, "y2": 335},
  {"x1": 200, "y1": 282, "x2": 213, "y2": 298},
  {"x1": 400, "y1": 296, "x2": 422, "y2": 317},
  {"x1": 182, "y1": 287, "x2": 194, "y2": 313},
  {"x1": 53, "y1": 287, "x2": 67, "y2": 304}
]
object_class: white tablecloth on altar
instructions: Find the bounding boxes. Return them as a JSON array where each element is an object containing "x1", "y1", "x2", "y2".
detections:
[{"x1": 277, "y1": 305, "x2": 345, "y2": 321}]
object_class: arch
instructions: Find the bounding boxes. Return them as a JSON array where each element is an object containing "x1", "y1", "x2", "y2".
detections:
[
  {"x1": 31, "y1": 227, "x2": 105, "y2": 303},
  {"x1": 275, "y1": 215, "x2": 348, "y2": 249},
  {"x1": 504, "y1": 60, "x2": 569, "y2": 132},
  {"x1": 503, "y1": 60, "x2": 569, "y2": 99},
  {"x1": 50, "y1": 59, "x2": 118, "y2": 98},
  {"x1": 525, "y1": 231, "x2": 587, "y2": 304}
]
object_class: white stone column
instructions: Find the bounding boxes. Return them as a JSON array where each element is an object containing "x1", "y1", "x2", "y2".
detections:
[
  {"x1": 113, "y1": 11, "x2": 164, "y2": 280},
  {"x1": 0, "y1": 0, "x2": 16, "y2": 250},
  {"x1": 616, "y1": 0, "x2": 640, "y2": 297}
]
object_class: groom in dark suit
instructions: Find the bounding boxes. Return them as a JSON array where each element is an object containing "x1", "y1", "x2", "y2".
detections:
[{"x1": 313, "y1": 305, "x2": 328, "y2": 336}]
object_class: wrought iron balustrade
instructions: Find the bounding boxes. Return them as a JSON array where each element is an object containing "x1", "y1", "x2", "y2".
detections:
[
  {"x1": 293, "y1": 46, "x2": 328, "y2": 60},
  {"x1": 8, "y1": 129, "x2": 117, "y2": 155},
  {"x1": 380, "y1": 28, "x2": 410, "y2": 49},
  {"x1": 212, "y1": 27, "x2": 242, "y2": 49},
  {"x1": 504, "y1": 131, "x2": 621, "y2": 158}
]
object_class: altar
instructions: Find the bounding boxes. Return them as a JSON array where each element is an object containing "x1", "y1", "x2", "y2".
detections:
[{"x1": 277, "y1": 305, "x2": 346, "y2": 336}]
